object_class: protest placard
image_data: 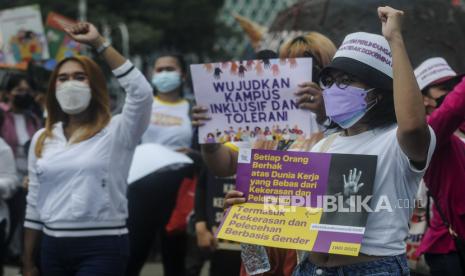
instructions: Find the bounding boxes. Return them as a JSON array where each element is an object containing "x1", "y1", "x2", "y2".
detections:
[
  {"x1": 45, "y1": 12, "x2": 81, "y2": 64},
  {"x1": 216, "y1": 149, "x2": 377, "y2": 256},
  {"x1": 0, "y1": 5, "x2": 49, "y2": 65},
  {"x1": 191, "y1": 58, "x2": 316, "y2": 144}
]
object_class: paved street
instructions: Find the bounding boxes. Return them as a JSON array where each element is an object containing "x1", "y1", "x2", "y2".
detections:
[{"x1": 4, "y1": 262, "x2": 210, "y2": 276}]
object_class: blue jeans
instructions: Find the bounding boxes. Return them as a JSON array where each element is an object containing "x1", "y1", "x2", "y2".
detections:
[
  {"x1": 293, "y1": 254, "x2": 409, "y2": 276},
  {"x1": 41, "y1": 234, "x2": 129, "y2": 276}
]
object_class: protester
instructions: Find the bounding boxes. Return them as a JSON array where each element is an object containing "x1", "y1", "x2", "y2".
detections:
[
  {"x1": 0, "y1": 113, "x2": 18, "y2": 276},
  {"x1": 191, "y1": 168, "x2": 241, "y2": 276},
  {"x1": 192, "y1": 35, "x2": 336, "y2": 275},
  {"x1": 0, "y1": 73, "x2": 41, "y2": 182},
  {"x1": 0, "y1": 73, "x2": 42, "y2": 266},
  {"x1": 126, "y1": 52, "x2": 196, "y2": 276},
  {"x1": 414, "y1": 57, "x2": 465, "y2": 276},
  {"x1": 223, "y1": 6, "x2": 436, "y2": 275},
  {"x1": 22, "y1": 22, "x2": 152, "y2": 276}
]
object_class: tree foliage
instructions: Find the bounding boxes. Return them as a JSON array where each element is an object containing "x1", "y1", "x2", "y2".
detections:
[{"x1": 1, "y1": 0, "x2": 226, "y2": 59}]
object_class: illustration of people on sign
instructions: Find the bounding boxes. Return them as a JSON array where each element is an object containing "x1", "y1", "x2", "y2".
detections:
[
  {"x1": 202, "y1": 124, "x2": 305, "y2": 143},
  {"x1": 9, "y1": 29, "x2": 44, "y2": 62}
]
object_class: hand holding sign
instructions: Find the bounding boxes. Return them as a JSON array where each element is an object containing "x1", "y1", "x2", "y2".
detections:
[
  {"x1": 223, "y1": 190, "x2": 245, "y2": 209},
  {"x1": 295, "y1": 82, "x2": 325, "y2": 115},
  {"x1": 378, "y1": 6, "x2": 404, "y2": 42},
  {"x1": 191, "y1": 105, "x2": 211, "y2": 127}
]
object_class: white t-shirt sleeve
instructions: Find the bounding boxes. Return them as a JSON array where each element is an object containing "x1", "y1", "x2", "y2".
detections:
[{"x1": 388, "y1": 126, "x2": 436, "y2": 175}]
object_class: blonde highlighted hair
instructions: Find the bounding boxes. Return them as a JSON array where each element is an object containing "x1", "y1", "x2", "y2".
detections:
[
  {"x1": 279, "y1": 32, "x2": 337, "y2": 68},
  {"x1": 35, "y1": 56, "x2": 111, "y2": 157}
]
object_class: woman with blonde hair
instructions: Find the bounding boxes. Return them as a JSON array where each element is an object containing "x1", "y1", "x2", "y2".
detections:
[{"x1": 22, "y1": 22, "x2": 153, "y2": 276}]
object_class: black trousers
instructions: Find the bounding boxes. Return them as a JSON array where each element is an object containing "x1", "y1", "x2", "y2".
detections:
[
  {"x1": 125, "y1": 166, "x2": 190, "y2": 276},
  {"x1": 425, "y1": 252, "x2": 464, "y2": 276},
  {"x1": 186, "y1": 236, "x2": 241, "y2": 276}
]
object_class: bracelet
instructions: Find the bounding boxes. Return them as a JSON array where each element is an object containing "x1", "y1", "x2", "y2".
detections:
[{"x1": 95, "y1": 40, "x2": 111, "y2": 55}]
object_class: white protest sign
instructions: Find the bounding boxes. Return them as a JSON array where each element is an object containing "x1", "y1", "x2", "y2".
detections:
[{"x1": 191, "y1": 58, "x2": 315, "y2": 144}]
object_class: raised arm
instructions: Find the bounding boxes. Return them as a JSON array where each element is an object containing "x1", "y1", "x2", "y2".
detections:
[
  {"x1": 378, "y1": 7, "x2": 431, "y2": 164},
  {"x1": 65, "y1": 23, "x2": 153, "y2": 148},
  {"x1": 64, "y1": 23, "x2": 125, "y2": 70}
]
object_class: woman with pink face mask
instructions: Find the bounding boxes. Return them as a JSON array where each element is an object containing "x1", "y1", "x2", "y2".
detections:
[
  {"x1": 22, "y1": 22, "x2": 152, "y2": 276},
  {"x1": 224, "y1": 6, "x2": 436, "y2": 276}
]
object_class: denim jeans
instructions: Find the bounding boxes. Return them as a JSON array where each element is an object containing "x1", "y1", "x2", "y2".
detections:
[
  {"x1": 293, "y1": 254, "x2": 409, "y2": 276},
  {"x1": 41, "y1": 234, "x2": 129, "y2": 276}
]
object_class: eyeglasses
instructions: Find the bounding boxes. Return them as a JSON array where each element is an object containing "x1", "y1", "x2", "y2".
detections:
[{"x1": 319, "y1": 74, "x2": 358, "y2": 89}]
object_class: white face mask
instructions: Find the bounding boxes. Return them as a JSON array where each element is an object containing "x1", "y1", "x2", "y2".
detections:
[{"x1": 55, "y1": 80, "x2": 92, "y2": 115}]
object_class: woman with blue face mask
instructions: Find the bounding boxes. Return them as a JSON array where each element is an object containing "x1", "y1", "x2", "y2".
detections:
[
  {"x1": 126, "y1": 53, "x2": 198, "y2": 276},
  {"x1": 224, "y1": 6, "x2": 437, "y2": 275}
]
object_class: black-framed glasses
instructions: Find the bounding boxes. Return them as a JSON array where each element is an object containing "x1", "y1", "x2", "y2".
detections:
[{"x1": 319, "y1": 74, "x2": 358, "y2": 89}]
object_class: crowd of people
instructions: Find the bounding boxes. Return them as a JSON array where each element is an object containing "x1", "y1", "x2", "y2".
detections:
[{"x1": 0, "y1": 5, "x2": 463, "y2": 276}]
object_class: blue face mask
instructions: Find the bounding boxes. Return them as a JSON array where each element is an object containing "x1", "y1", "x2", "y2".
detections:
[
  {"x1": 151, "y1": 71, "x2": 182, "y2": 93},
  {"x1": 323, "y1": 84, "x2": 376, "y2": 129}
]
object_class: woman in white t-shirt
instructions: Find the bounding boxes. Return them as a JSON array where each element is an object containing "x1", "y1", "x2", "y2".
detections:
[
  {"x1": 126, "y1": 53, "x2": 196, "y2": 276},
  {"x1": 222, "y1": 7, "x2": 436, "y2": 276}
]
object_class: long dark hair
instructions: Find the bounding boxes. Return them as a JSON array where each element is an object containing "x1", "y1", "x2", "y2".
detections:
[
  {"x1": 5, "y1": 73, "x2": 36, "y2": 93},
  {"x1": 152, "y1": 50, "x2": 188, "y2": 96},
  {"x1": 361, "y1": 88, "x2": 397, "y2": 129}
]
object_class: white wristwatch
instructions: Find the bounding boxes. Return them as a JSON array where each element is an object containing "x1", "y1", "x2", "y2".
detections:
[{"x1": 95, "y1": 40, "x2": 111, "y2": 55}]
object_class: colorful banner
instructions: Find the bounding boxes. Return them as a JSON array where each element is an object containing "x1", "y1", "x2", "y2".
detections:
[
  {"x1": 191, "y1": 58, "x2": 314, "y2": 144},
  {"x1": 0, "y1": 5, "x2": 49, "y2": 65},
  {"x1": 216, "y1": 149, "x2": 377, "y2": 256}
]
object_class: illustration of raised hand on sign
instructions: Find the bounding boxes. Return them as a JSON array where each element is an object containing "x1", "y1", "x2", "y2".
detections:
[
  {"x1": 255, "y1": 61, "x2": 264, "y2": 76},
  {"x1": 279, "y1": 58, "x2": 287, "y2": 65},
  {"x1": 289, "y1": 58, "x2": 297, "y2": 68},
  {"x1": 238, "y1": 61, "x2": 247, "y2": 78},
  {"x1": 203, "y1": 63, "x2": 214, "y2": 73},
  {"x1": 230, "y1": 61, "x2": 238, "y2": 75},
  {"x1": 246, "y1": 60, "x2": 255, "y2": 69},
  {"x1": 271, "y1": 64, "x2": 280, "y2": 76},
  {"x1": 214, "y1": 67, "x2": 223, "y2": 79},
  {"x1": 343, "y1": 168, "x2": 364, "y2": 197},
  {"x1": 262, "y1": 58, "x2": 271, "y2": 69}
]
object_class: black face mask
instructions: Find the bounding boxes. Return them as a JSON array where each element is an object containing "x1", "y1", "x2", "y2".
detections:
[
  {"x1": 435, "y1": 94, "x2": 447, "y2": 108},
  {"x1": 13, "y1": 94, "x2": 34, "y2": 110}
]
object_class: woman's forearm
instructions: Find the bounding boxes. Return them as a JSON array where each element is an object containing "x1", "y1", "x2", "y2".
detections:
[
  {"x1": 91, "y1": 36, "x2": 126, "y2": 70},
  {"x1": 23, "y1": 228, "x2": 41, "y2": 267},
  {"x1": 390, "y1": 35, "x2": 430, "y2": 162}
]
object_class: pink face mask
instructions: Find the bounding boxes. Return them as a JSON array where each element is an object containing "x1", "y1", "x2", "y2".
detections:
[{"x1": 322, "y1": 84, "x2": 376, "y2": 129}]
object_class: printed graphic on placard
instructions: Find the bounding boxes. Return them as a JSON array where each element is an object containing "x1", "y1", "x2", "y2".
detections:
[
  {"x1": 216, "y1": 149, "x2": 377, "y2": 256},
  {"x1": 45, "y1": 12, "x2": 81, "y2": 62},
  {"x1": 191, "y1": 58, "x2": 315, "y2": 144},
  {"x1": 0, "y1": 5, "x2": 50, "y2": 65}
]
